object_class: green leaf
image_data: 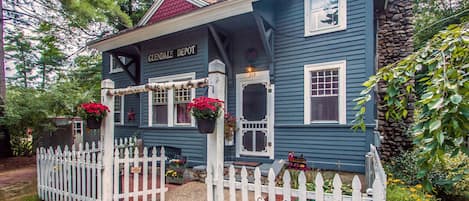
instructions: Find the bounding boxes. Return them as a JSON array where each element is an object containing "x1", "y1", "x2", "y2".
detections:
[
  {"x1": 436, "y1": 132, "x2": 444, "y2": 145},
  {"x1": 450, "y1": 94, "x2": 462, "y2": 104},
  {"x1": 428, "y1": 98, "x2": 444, "y2": 110},
  {"x1": 429, "y1": 120, "x2": 441, "y2": 132}
]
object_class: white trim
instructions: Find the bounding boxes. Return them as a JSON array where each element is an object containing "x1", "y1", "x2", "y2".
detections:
[
  {"x1": 304, "y1": 60, "x2": 347, "y2": 125},
  {"x1": 235, "y1": 71, "x2": 274, "y2": 158},
  {"x1": 137, "y1": 0, "x2": 165, "y2": 26},
  {"x1": 304, "y1": 0, "x2": 347, "y2": 37},
  {"x1": 148, "y1": 72, "x2": 196, "y2": 127},
  {"x1": 89, "y1": 0, "x2": 254, "y2": 52},
  {"x1": 109, "y1": 55, "x2": 124, "y2": 73}
]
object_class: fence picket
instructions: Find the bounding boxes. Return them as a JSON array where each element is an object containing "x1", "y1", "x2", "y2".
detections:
[
  {"x1": 86, "y1": 150, "x2": 91, "y2": 199},
  {"x1": 298, "y1": 171, "x2": 306, "y2": 201},
  {"x1": 92, "y1": 152, "x2": 97, "y2": 200},
  {"x1": 97, "y1": 151, "x2": 103, "y2": 201},
  {"x1": 352, "y1": 175, "x2": 362, "y2": 201},
  {"x1": 332, "y1": 174, "x2": 342, "y2": 201},
  {"x1": 160, "y1": 147, "x2": 165, "y2": 201},
  {"x1": 71, "y1": 149, "x2": 77, "y2": 200},
  {"x1": 124, "y1": 147, "x2": 130, "y2": 201},
  {"x1": 268, "y1": 168, "x2": 275, "y2": 201},
  {"x1": 241, "y1": 166, "x2": 248, "y2": 201},
  {"x1": 81, "y1": 148, "x2": 86, "y2": 200},
  {"x1": 254, "y1": 167, "x2": 262, "y2": 201},
  {"x1": 315, "y1": 172, "x2": 324, "y2": 201},
  {"x1": 143, "y1": 147, "x2": 148, "y2": 201},
  {"x1": 151, "y1": 147, "x2": 157, "y2": 201},
  {"x1": 133, "y1": 148, "x2": 139, "y2": 201},
  {"x1": 229, "y1": 165, "x2": 236, "y2": 201},
  {"x1": 283, "y1": 170, "x2": 291, "y2": 201},
  {"x1": 373, "y1": 176, "x2": 385, "y2": 201},
  {"x1": 54, "y1": 147, "x2": 59, "y2": 201}
]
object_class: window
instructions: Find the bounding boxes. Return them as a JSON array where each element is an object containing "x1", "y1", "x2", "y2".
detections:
[
  {"x1": 114, "y1": 96, "x2": 125, "y2": 125},
  {"x1": 109, "y1": 55, "x2": 126, "y2": 73},
  {"x1": 304, "y1": 0, "x2": 347, "y2": 37},
  {"x1": 148, "y1": 72, "x2": 196, "y2": 127},
  {"x1": 304, "y1": 60, "x2": 346, "y2": 124},
  {"x1": 73, "y1": 120, "x2": 83, "y2": 137}
]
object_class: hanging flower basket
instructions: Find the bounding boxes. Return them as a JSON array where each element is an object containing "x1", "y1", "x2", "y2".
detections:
[
  {"x1": 188, "y1": 97, "x2": 224, "y2": 134},
  {"x1": 78, "y1": 102, "x2": 109, "y2": 129},
  {"x1": 196, "y1": 118, "x2": 216, "y2": 133},
  {"x1": 86, "y1": 118, "x2": 102, "y2": 129}
]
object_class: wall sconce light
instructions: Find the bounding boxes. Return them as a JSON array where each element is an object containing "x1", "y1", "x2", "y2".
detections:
[{"x1": 246, "y1": 64, "x2": 256, "y2": 78}]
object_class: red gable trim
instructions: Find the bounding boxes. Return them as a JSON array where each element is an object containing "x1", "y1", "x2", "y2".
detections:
[{"x1": 147, "y1": 0, "x2": 199, "y2": 25}]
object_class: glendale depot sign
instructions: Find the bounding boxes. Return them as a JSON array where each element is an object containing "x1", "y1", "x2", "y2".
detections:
[{"x1": 147, "y1": 45, "x2": 197, "y2": 63}]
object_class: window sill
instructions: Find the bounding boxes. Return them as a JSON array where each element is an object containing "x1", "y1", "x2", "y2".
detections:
[
  {"x1": 139, "y1": 126, "x2": 197, "y2": 130},
  {"x1": 109, "y1": 68, "x2": 124, "y2": 74},
  {"x1": 304, "y1": 25, "x2": 346, "y2": 37},
  {"x1": 275, "y1": 124, "x2": 375, "y2": 129}
]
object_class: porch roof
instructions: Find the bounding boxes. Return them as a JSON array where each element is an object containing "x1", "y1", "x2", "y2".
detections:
[{"x1": 88, "y1": 0, "x2": 255, "y2": 52}]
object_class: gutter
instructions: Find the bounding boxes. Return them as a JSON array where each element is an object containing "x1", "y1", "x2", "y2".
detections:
[{"x1": 88, "y1": 0, "x2": 254, "y2": 52}]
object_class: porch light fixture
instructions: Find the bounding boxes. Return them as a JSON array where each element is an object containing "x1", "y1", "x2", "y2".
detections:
[{"x1": 246, "y1": 64, "x2": 256, "y2": 78}]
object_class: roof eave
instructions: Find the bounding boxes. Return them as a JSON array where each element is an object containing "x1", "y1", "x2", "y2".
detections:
[{"x1": 88, "y1": 0, "x2": 254, "y2": 52}]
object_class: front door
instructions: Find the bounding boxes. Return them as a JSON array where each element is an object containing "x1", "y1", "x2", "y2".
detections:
[{"x1": 236, "y1": 71, "x2": 274, "y2": 158}]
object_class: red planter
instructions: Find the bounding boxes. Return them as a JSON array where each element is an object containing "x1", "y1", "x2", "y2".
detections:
[
  {"x1": 86, "y1": 118, "x2": 102, "y2": 129},
  {"x1": 196, "y1": 118, "x2": 216, "y2": 134}
]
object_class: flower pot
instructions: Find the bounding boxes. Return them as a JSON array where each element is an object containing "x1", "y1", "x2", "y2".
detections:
[
  {"x1": 166, "y1": 176, "x2": 184, "y2": 185},
  {"x1": 196, "y1": 118, "x2": 216, "y2": 134},
  {"x1": 225, "y1": 138, "x2": 234, "y2": 146},
  {"x1": 86, "y1": 118, "x2": 102, "y2": 129}
]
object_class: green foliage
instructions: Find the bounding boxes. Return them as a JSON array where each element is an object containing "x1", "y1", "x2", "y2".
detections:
[
  {"x1": 10, "y1": 136, "x2": 33, "y2": 156},
  {"x1": 4, "y1": 31, "x2": 37, "y2": 88},
  {"x1": 386, "y1": 180, "x2": 437, "y2": 201},
  {"x1": 414, "y1": 0, "x2": 469, "y2": 49},
  {"x1": 353, "y1": 23, "x2": 469, "y2": 184},
  {"x1": 36, "y1": 22, "x2": 66, "y2": 89},
  {"x1": 385, "y1": 150, "x2": 468, "y2": 198}
]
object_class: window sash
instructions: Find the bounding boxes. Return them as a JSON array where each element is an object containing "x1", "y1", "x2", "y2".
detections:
[{"x1": 305, "y1": 0, "x2": 346, "y2": 36}]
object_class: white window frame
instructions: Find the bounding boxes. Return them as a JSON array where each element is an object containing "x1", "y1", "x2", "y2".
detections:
[
  {"x1": 115, "y1": 95, "x2": 125, "y2": 125},
  {"x1": 73, "y1": 120, "x2": 83, "y2": 137},
  {"x1": 304, "y1": 0, "x2": 347, "y2": 37},
  {"x1": 109, "y1": 55, "x2": 125, "y2": 73},
  {"x1": 148, "y1": 72, "x2": 196, "y2": 127},
  {"x1": 304, "y1": 60, "x2": 346, "y2": 124}
]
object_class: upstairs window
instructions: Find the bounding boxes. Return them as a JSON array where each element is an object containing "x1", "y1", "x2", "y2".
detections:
[
  {"x1": 109, "y1": 55, "x2": 126, "y2": 73},
  {"x1": 304, "y1": 60, "x2": 346, "y2": 124},
  {"x1": 304, "y1": 0, "x2": 347, "y2": 37},
  {"x1": 148, "y1": 72, "x2": 196, "y2": 127}
]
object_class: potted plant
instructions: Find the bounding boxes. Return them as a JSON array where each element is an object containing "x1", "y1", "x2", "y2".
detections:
[
  {"x1": 224, "y1": 113, "x2": 236, "y2": 146},
  {"x1": 78, "y1": 102, "x2": 109, "y2": 129},
  {"x1": 166, "y1": 158, "x2": 186, "y2": 185},
  {"x1": 188, "y1": 97, "x2": 224, "y2": 134}
]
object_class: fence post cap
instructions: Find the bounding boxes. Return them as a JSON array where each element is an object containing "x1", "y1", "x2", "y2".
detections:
[
  {"x1": 101, "y1": 79, "x2": 115, "y2": 89},
  {"x1": 208, "y1": 59, "x2": 226, "y2": 74}
]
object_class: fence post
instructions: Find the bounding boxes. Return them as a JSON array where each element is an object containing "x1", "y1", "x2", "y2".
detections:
[
  {"x1": 101, "y1": 79, "x2": 115, "y2": 201},
  {"x1": 207, "y1": 59, "x2": 226, "y2": 201}
]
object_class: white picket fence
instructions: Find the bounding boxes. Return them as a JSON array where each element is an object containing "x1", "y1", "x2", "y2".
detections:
[
  {"x1": 113, "y1": 146, "x2": 167, "y2": 201},
  {"x1": 213, "y1": 164, "x2": 385, "y2": 201},
  {"x1": 37, "y1": 140, "x2": 167, "y2": 201},
  {"x1": 369, "y1": 145, "x2": 386, "y2": 199},
  {"x1": 37, "y1": 143, "x2": 103, "y2": 201}
]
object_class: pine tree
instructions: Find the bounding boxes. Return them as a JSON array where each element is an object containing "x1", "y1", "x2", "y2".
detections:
[
  {"x1": 36, "y1": 23, "x2": 65, "y2": 89},
  {"x1": 4, "y1": 31, "x2": 37, "y2": 88}
]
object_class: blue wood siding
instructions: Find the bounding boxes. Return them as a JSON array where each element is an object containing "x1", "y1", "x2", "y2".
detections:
[{"x1": 271, "y1": 0, "x2": 375, "y2": 172}]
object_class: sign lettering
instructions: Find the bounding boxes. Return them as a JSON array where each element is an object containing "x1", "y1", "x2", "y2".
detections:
[{"x1": 147, "y1": 45, "x2": 197, "y2": 63}]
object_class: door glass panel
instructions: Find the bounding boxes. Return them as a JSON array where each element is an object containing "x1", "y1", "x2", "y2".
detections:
[
  {"x1": 243, "y1": 84, "x2": 267, "y2": 121},
  {"x1": 255, "y1": 131, "x2": 267, "y2": 152},
  {"x1": 242, "y1": 131, "x2": 253, "y2": 151}
]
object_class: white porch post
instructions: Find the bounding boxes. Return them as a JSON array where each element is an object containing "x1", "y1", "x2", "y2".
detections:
[
  {"x1": 207, "y1": 59, "x2": 226, "y2": 201},
  {"x1": 101, "y1": 79, "x2": 115, "y2": 201}
]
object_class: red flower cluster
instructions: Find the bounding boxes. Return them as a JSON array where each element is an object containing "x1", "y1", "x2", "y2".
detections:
[
  {"x1": 79, "y1": 102, "x2": 109, "y2": 120},
  {"x1": 188, "y1": 97, "x2": 224, "y2": 119}
]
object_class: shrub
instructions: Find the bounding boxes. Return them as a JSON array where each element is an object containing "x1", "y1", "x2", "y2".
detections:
[
  {"x1": 386, "y1": 150, "x2": 469, "y2": 199},
  {"x1": 387, "y1": 179, "x2": 437, "y2": 201}
]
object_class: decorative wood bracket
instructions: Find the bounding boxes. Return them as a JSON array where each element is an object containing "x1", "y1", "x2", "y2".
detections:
[
  {"x1": 208, "y1": 24, "x2": 232, "y2": 82},
  {"x1": 110, "y1": 51, "x2": 141, "y2": 85},
  {"x1": 254, "y1": 13, "x2": 274, "y2": 63}
]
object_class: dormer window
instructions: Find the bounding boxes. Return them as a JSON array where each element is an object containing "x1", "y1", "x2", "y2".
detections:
[
  {"x1": 109, "y1": 55, "x2": 126, "y2": 73},
  {"x1": 304, "y1": 0, "x2": 347, "y2": 37}
]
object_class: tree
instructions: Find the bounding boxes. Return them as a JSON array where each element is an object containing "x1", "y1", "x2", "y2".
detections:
[
  {"x1": 4, "y1": 31, "x2": 37, "y2": 88},
  {"x1": 36, "y1": 22, "x2": 66, "y2": 89},
  {"x1": 353, "y1": 22, "x2": 469, "y2": 189}
]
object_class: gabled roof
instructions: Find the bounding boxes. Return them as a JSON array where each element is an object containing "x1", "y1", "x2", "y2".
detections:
[
  {"x1": 88, "y1": 0, "x2": 254, "y2": 52},
  {"x1": 137, "y1": 0, "x2": 221, "y2": 26}
]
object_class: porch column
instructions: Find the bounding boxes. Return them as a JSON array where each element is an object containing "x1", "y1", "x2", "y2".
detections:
[
  {"x1": 101, "y1": 79, "x2": 115, "y2": 201},
  {"x1": 207, "y1": 59, "x2": 226, "y2": 201}
]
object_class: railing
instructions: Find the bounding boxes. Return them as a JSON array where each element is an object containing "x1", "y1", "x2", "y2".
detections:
[
  {"x1": 37, "y1": 144, "x2": 103, "y2": 201},
  {"x1": 211, "y1": 164, "x2": 386, "y2": 201},
  {"x1": 366, "y1": 144, "x2": 387, "y2": 199}
]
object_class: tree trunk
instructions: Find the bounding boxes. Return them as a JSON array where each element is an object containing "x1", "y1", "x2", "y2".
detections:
[{"x1": 0, "y1": 0, "x2": 12, "y2": 158}]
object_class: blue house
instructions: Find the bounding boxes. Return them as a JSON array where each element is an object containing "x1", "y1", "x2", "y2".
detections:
[{"x1": 89, "y1": 0, "x2": 384, "y2": 173}]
